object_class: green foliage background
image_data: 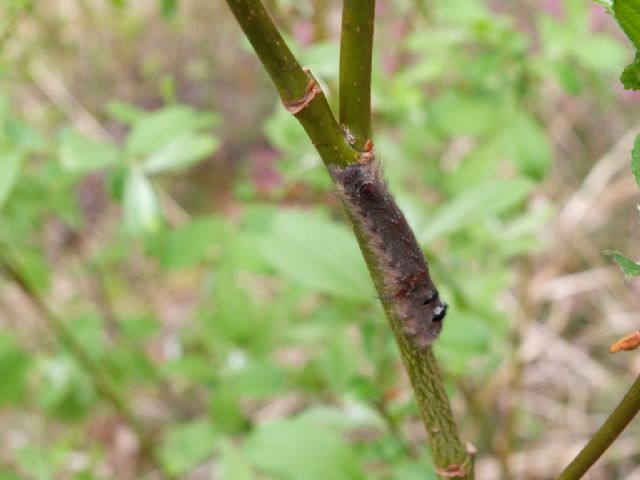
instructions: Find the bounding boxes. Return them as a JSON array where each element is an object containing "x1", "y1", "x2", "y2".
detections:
[{"x1": 1, "y1": 0, "x2": 639, "y2": 478}]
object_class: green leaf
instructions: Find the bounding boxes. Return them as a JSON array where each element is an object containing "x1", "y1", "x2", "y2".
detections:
[
  {"x1": 212, "y1": 264, "x2": 261, "y2": 344},
  {"x1": 58, "y1": 129, "x2": 120, "y2": 173},
  {"x1": 606, "y1": 250, "x2": 640, "y2": 277},
  {"x1": 430, "y1": 93, "x2": 502, "y2": 137},
  {"x1": 259, "y1": 210, "x2": 373, "y2": 301},
  {"x1": 106, "y1": 101, "x2": 145, "y2": 125},
  {"x1": 505, "y1": 113, "x2": 551, "y2": 180},
  {"x1": 244, "y1": 416, "x2": 363, "y2": 480},
  {"x1": 421, "y1": 178, "x2": 534, "y2": 243},
  {"x1": 0, "y1": 471, "x2": 23, "y2": 480},
  {"x1": 15, "y1": 446, "x2": 56, "y2": 480},
  {"x1": 631, "y1": 133, "x2": 640, "y2": 188},
  {"x1": 0, "y1": 151, "x2": 22, "y2": 208},
  {"x1": 123, "y1": 169, "x2": 161, "y2": 233},
  {"x1": 621, "y1": 58, "x2": 640, "y2": 90},
  {"x1": 143, "y1": 133, "x2": 218, "y2": 174},
  {"x1": 160, "y1": 0, "x2": 178, "y2": 18},
  {"x1": 126, "y1": 105, "x2": 217, "y2": 157},
  {"x1": 160, "y1": 420, "x2": 218, "y2": 476},
  {"x1": 36, "y1": 356, "x2": 95, "y2": 421},
  {"x1": 613, "y1": 0, "x2": 640, "y2": 51},
  {"x1": 0, "y1": 334, "x2": 31, "y2": 406},
  {"x1": 220, "y1": 441, "x2": 255, "y2": 480},
  {"x1": 155, "y1": 216, "x2": 227, "y2": 269}
]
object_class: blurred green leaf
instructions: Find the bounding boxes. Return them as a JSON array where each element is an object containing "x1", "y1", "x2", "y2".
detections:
[
  {"x1": 606, "y1": 250, "x2": 640, "y2": 277},
  {"x1": 430, "y1": 93, "x2": 502, "y2": 137},
  {"x1": 0, "y1": 472, "x2": 22, "y2": 480},
  {"x1": 143, "y1": 133, "x2": 218, "y2": 174},
  {"x1": 315, "y1": 331, "x2": 359, "y2": 393},
  {"x1": 244, "y1": 415, "x2": 364, "y2": 480},
  {"x1": 0, "y1": 151, "x2": 22, "y2": 208},
  {"x1": 220, "y1": 441, "x2": 255, "y2": 480},
  {"x1": 259, "y1": 210, "x2": 373, "y2": 301},
  {"x1": 504, "y1": 112, "x2": 551, "y2": 180},
  {"x1": 36, "y1": 356, "x2": 95, "y2": 421},
  {"x1": 421, "y1": 178, "x2": 534, "y2": 243},
  {"x1": 123, "y1": 169, "x2": 161, "y2": 233},
  {"x1": 210, "y1": 389, "x2": 246, "y2": 433},
  {"x1": 225, "y1": 361, "x2": 288, "y2": 398},
  {"x1": 15, "y1": 446, "x2": 56, "y2": 480},
  {"x1": 106, "y1": 101, "x2": 145, "y2": 125},
  {"x1": 160, "y1": 420, "x2": 218, "y2": 476},
  {"x1": 212, "y1": 264, "x2": 262, "y2": 344},
  {"x1": 126, "y1": 105, "x2": 217, "y2": 157},
  {"x1": 120, "y1": 315, "x2": 159, "y2": 342},
  {"x1": 155, "y1": 216, "x2": 226, "y2": 269},
  {"x1": 0, "y1": 334, "x2": 31, "y2": 406},
  {"x1": 160, "y1": 0, "x2": 178, "y2": 18},
  {"x1": 58, "y1": 129, "x2": 120, "y2": 173}
]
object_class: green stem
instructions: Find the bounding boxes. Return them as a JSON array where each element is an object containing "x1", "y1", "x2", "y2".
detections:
[
  {"x1": 558, "y1": 373, "x2": 640, "y2": 480},
  {"x1": 339, "y1": 0, "x2": 375, "y2": 149},
  {"x1": 353, "y1": 226, "x2": 471, "y2": 478},
  {"x1": 224, "y1": 1, "x2": 472, "y2": 476},
  {"x1": 224, "y1": 0, "x2": 358, "y2": 168}
]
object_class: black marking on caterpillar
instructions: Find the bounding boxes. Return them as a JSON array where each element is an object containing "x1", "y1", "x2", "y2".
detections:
[{"x1": 330, "y1": 160, "x2": 446, "y2": 348}]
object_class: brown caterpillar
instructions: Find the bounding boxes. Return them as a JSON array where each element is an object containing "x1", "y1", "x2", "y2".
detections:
[{"x1": 329, "y1": 160, "x2": 446, "y2": 348}]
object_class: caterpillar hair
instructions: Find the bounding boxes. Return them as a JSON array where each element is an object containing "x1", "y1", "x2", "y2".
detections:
[{"x1": 329, "y1": 159, "x2": 446, "y2": 348}]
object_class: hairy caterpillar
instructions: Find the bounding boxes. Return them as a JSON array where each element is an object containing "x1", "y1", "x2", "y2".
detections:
[{"x1": 329, "y1": 159, "x2": 446, "y2": 348}]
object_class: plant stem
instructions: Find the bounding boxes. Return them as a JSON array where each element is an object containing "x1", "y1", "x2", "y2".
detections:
[
  {"x1": 558, "y1": 373, "x2": 640, "y2": 480},
  {"x1": 1, "y1": 259, "x2": 167, "y2": 476},
  {"x1": 339, "y1": 0, "x2": 375, "y2": 149},
  {"x1": 224, "y1": 0, "x2": 358, "y2": 168},
  {"x1": 224, "y1": 1, "x2": 472, "y2": 476}
]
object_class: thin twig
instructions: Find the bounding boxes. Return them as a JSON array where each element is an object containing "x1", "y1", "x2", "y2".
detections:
[{"x1": 558, "y1": 373, "x2": 640, "y2": 479}]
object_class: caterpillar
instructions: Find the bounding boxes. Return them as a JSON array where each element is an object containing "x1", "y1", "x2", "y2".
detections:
[{"x1": 329, "y1": 159, "x2": 446, "y2": 348}]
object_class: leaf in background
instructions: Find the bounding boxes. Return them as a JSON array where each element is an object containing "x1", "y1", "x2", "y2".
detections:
[
  {"x1": 123, "y1": 169, "x2": 161, "y2": 233},
  {"x1": 220, "y1": 441, "x2": 255, "y2": 480},
  {"x1": 15, "y1": 446, "x2": 56, "y2": 480},
  {"x1": 212, "y1": 264, "x2": 262, "y2": 344},
  {"x1": 421, "y1": 178, "x2": 534, "y2": 243},
  {"x1": 126, "y1": 105, "x2": 217, "y2": 157},
  {"x1": 160, "y1": 0, "x2": 178, "y2": 18},
  {"x1": 160, "y1": 420, "x2": 218, "y2": 476},
  {"x1": 106, "y1": 101, "x2": 145, "y2": 125},
  {"x1": 505, "y1": 112, "x2": 551, "y2": 181},
  {"x1": 156, "y1": 216, "x2": 227, "y2": 270},
  {"x1": 0, "y1": 334, "x2": 31, "y2": 406},
  {"x1": 58, "y1": 129, "x2": 120, "y2": 173},
  {"x1": 244, "y1": 416, "x2": 363, "y2": 480},
  {"x1": 143, "y1": 133, "x2": 218, "y2": 174},
  {"x1": 36, "y1": 356, "x2": 95, "y2": 421},
  {"x1": 0, "y1": 151, "x2": 22, "y2": 208},
  {"x1": 429, "y1": 93, "x2": 502, "y2": 137},
  {"x1": 606, "y1": 250, "x2": 640, "y2": 277},
  {"x1": 259, "y1": 210, "x2": 373, "y2": 301},
  {"x1": 631, "y1": 133, "x2": 640, "y2": 188},
  {"x1": 0, "y1": 471, "x2": 22, "y2": 480}
]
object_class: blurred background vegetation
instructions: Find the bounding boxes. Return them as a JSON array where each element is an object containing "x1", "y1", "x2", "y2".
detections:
[{"x1": 1, "y1": 0, "x2": 640, "y2": 478}]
